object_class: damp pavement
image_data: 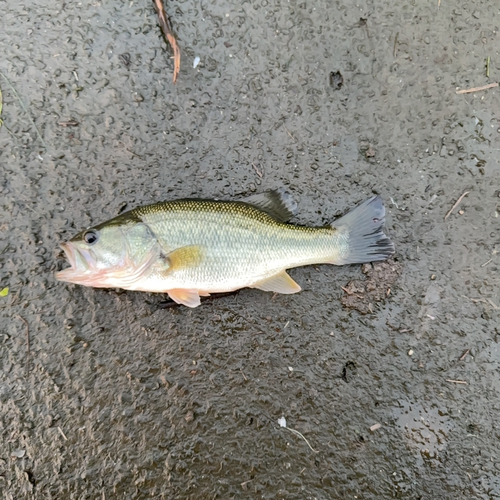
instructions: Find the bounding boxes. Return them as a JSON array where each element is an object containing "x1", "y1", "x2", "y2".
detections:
[{"x1": 1, "y1": 0, "x2": 499, "y2": 498}]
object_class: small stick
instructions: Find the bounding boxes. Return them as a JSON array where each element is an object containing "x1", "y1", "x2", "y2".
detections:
[
  {"x1": 152, "y1": 0, "x2": 181, "y2": 83},
  {"x1": 251, "y1": 163, "x2": 263, "y2": 177},
  {"x1": 446, "y1": 379, "x2": 467, "y2": 384},
  {"x1": 57, "y1": 426, "x2": 68, "y2": 441},
  {"x1": 240, "y1": 479, "x2": 253, "y2": 490},
  {"x1": 487, "y1": 299, "x2": 499, "y2": 310},
  {"x1": 0, "y1": 70, "x2": 48, "y2": 148},
  {"x1": 283, "y1": 427, "x2": 319, "y2": 453},
  {"x1": 456, "y1": 82, "x2": 498, "y2": 94},
  {"x1": 58, "y1": 120, "x2": 79, "y2": 127},
  {"x1": 17, "y1": 316, "x2": 30, "y2": 377},
  {"x1": 240, "y1": 368, "x2": 247, "y2": 381},
  {"x1": 459, "y1": 349, "x2": 470, "y2": 361},
  {"x1": 444, "y1": 191, "x2": 470, "y2": 220},
  {"x1": 486, "y1": 56, "x2": 490, "y2": 78},
  {"x1": 0, "y1": 86, "x2": 3, "y2": 127},
  {"x1": 284, "y1": 127, "x2": 296, "y2": 142},
  {"x1": 393, "y1": 32, "x2": 399, "y2": 58},
  {"x1": 481, "y1": 258, "x2": 492, "y2": 267}
]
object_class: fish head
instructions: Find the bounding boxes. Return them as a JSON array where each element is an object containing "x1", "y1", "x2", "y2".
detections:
[{"x1": 55, "y1": 220, "x2": 159, "y2": 289}]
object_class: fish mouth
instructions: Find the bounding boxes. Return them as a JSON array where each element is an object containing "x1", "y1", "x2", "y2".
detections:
[{"x1": 55, "y1": 242, "x2": 94, "y2": 284}]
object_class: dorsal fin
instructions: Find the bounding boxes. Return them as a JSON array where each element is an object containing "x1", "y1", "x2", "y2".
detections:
[{"x1": 242, "y1": 188, "x2": 298, "y2": 223}]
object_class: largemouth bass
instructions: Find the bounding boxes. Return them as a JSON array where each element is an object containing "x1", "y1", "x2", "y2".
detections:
[{"x1": 56, "y1": 190, "x2": 394, "y2": 307}]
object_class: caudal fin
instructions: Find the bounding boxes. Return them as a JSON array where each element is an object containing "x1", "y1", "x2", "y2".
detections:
[{"x1": 332, "y1": 196, "x2": 394, "y2": 264}]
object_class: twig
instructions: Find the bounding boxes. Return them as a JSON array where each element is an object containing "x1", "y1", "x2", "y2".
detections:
[
  {"x1": 459, "y1": 349, "x2": 470, "y2": 361},
  {"x1": 58, "y1": 120, "x2": 79, "y2": 127},
  {"x1": 17, "y1": 315, "x2": 30, "y2": 377},
  {"x1": 152, "y1": 0, "x2": 181, "y2": 83},
  {"x1": 284, "y1": 127, "x2": 296, "y2": 142},
  {"x1": 0, "y1": 70, "x2": 48, "y2": 148},
  {"x1": 283, "y1": 427, "x2": 319, "y2": 453},
  {"x1": 446, "y1": 379, "x2": 467, "y2": 385},
  {"x1": 251, "y1": 163, "x2": 263, "y2": 178},
  {"x1": 57, "y1": 426, "x2": 68, "y2": 441},
  {"x1": 444, "y1": 191, "x2": 469, "y2": 220},
  {"x1": 240, "y1": 479, "x2": 253, "y2": 490},
  {"x1": 486, "y1": 56, "x2": 490, "y2": 78},
  {"x1": 481, "y1": 258, "x2": 492, "y2": 267},
  {"x1": 393, "y1": 32, "x2": 399, "y2": 58},
  {"x1": 487, "y1": 299, "x2": 499, "y2": 310},
  {"x1": 456, "y1": 82, "x2": 498, "y2": 94}
]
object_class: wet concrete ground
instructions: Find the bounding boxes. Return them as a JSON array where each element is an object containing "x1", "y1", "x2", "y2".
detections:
[{"x1": 1, "y1": 0, "x2": 500, "y2": 498}]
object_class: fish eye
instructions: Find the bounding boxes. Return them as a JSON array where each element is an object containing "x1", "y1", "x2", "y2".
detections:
[{"x1": 83, "y1": 229, "x2": 99, "y2": 245}]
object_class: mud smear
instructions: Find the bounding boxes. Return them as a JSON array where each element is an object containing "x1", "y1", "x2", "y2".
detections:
[
  {"x1": 341, "y1": 259, "x2": 403, "y2": 314},
  {"x1": 394, "y1": 402, "x2": 453, "y2": 465}
]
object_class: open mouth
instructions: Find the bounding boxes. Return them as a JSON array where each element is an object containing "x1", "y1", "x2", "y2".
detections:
[{"x1": 55, "y1": 243, "x2": 90, "y2": 282}]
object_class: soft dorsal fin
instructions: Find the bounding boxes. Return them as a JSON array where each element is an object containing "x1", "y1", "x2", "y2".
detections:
[
  {"x1": 252, "y1": 270, "x2": 302, "y2": 294},
  {"x1": 242, "y1": 188, "x2": 297, "y2": 223}
]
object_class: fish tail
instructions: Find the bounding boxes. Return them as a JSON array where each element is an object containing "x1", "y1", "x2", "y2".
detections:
[{"x1": 332, "y1": 196, "x2": 394, "y2": 264}]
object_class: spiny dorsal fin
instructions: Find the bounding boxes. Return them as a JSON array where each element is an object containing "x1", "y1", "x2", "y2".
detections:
[
  {"x1": 242, "y1": 188, "x2": 297, "y2": 223},
  {"x1": 252, "y1": 270, "x2": 302, "y2": 294}
]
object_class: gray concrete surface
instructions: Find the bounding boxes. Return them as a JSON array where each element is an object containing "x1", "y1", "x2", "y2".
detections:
[{"x1": 1, "y1": 0, "x2": 499, "y2": 498}]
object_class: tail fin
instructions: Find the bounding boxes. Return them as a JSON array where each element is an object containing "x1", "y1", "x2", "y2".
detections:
[{"x1": 332, "y1": 196, "x2": 394, "y2": 264}]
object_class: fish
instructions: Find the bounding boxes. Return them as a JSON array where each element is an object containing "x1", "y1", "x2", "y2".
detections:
[{"x1": 56, "y1": 190, "x2": 395, "y2": 307}]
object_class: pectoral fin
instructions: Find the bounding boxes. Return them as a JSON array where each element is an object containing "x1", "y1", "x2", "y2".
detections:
[
  {"x1": 163, "y1": 245, "x2": 205, "y2": 272},
  {"x1": 167, "y1": 289, "x2": 207, "y2": 308},
  {"x1": 252, "y1": 271, "x2": 302, "y2": 294}
]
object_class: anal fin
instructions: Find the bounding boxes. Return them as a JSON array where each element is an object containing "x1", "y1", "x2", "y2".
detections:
[{"x1": 252, "y1": 271, "x2": 302, "y2": 294}]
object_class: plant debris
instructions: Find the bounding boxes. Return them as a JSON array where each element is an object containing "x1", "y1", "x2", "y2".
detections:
[
  {"x1": 341, "y1": 259, "x2": 402, "y2": 314},
  {"x1": 58, "y1": 120, "x2": 79, "y2": 127},
  {"x1": 456, "y1": 82, "x2": 498, "y2": 94},
  {"x1": 152, "y1": 0, "x2": 181, "y2": 83},
  {"x1": 444, "y1": 191, "x2": 469, "y2": 220},
  {"x1": 0, "y1": 70, "x2": 47, "y2": 148}
]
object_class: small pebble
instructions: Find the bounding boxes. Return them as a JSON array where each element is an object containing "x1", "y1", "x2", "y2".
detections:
[
  {"x1": 193, "y1": 56, "x2": 200, "y2": 68},
  {"x1": 408, "y1": 349, "x2": 414, "y2": 356},
  {"x1": 370, "y1": 423, "x2": 382, "y2": 432}
]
